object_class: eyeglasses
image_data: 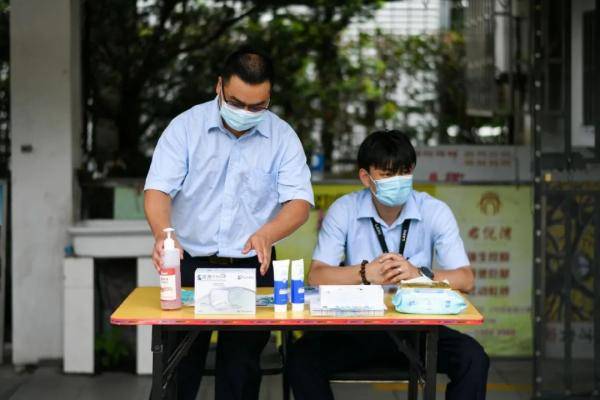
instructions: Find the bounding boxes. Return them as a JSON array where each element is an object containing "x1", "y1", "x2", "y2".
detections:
[{"x1": 221, "y1": 88, "x2": 270, "y2": 113}]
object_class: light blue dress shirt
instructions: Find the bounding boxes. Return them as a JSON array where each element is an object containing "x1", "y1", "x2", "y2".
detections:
[
  {"x1": 144, "y1": 98, "x2": 314, "y2": 257},
  {"x1": 312, "y1": 189, "x2": 469, "y2": 270}
]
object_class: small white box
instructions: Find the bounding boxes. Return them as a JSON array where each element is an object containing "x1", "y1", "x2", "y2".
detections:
[
  {"x1": 195, "y1": 268, "x2": 256, "y2": 314},
  {"x1": 319, "y1": 285, "x2": 385, "y2": 310}
]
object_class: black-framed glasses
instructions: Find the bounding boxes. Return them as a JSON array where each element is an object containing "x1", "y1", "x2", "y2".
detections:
[{"x1": 221, "y1": 88, "x2": 270, "y2": 113}]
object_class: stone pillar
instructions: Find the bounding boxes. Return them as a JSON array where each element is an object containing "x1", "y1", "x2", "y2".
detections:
[{"x1": 10, "y1": 0, "x2": 81, "y2": 364}]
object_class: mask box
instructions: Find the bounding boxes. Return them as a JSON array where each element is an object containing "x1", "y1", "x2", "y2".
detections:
[{"x1": 194, "y1": 268, "x2": 256, "y2": 315}]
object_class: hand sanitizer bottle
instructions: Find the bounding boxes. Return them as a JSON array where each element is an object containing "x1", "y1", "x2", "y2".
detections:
[{"x1": 160, "y1": 227, "x2": 181, "y2": 310}]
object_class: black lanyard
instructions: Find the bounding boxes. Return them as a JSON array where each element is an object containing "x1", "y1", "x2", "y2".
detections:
[{"x1": 370, "y1": 218, "x2": 411, "y2": 255}]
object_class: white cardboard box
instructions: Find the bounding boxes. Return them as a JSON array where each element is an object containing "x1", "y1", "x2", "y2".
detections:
[
  {"x1": 319, "y1": 285, "x2": 385, "y2": 310},
  {"x1": 194, "y1": 268, "x2": 256, "y2": 314}
]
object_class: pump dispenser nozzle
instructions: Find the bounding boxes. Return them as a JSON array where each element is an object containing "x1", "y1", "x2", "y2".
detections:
[{"x1": 163, "y1": 227, "x2": 175, "y2": 250}]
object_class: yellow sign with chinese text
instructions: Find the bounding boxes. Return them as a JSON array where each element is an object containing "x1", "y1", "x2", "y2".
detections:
[{"x1": 435, "y1": 185, "x2": 533, "y2": 356}]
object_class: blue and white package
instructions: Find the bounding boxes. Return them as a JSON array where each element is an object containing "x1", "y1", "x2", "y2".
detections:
[
  {"x1": 392, "y1": 288, "x2": 467, "y2": 315},
  {"x1": 272, "y1": 259, "x2": 290, "y2": 312},
  {"x1": 194, "y1": 268, "x2": 256, "y2": 314},
  {"x1": 291, "y1": 259, "x2": 305, "y2": 312}
]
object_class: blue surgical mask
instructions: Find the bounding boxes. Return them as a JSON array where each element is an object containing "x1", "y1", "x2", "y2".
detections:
[
  {"x1": 219, "y1": 96, "x2": 266, "y2": 132},
  {"x1": 369, "y1": 174, "x2": 413, "y2": 207}
]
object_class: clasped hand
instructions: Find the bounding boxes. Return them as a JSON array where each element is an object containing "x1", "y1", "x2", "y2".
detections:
[{"x1": 364, "y1": 253, "x2": 420, "y2": 285}]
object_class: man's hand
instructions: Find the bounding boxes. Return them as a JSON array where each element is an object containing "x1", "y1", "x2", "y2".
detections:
[
  {"x1": 377, "y1": 253, "x2": 421, "y2": 284},
  {"x1": 242, "y1": 232, "x2": 273, "y2": 276},
  {"x1": 151, "y1": 237, "x2": 183, "y2": 273},
  {"x1": 363, "y1": 253, "x2": 420, "y2": 285},
  {"x1": 364, "y1": 254, "x2": 404, "y2": 284}
]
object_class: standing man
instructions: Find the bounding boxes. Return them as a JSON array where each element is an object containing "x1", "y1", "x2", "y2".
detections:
[
  {"x1": 144, "y1": 47, "x2": 314, "y2": 400},
  {"x1": 287, "y1": 130, "x2": 489, "y2": 400}
]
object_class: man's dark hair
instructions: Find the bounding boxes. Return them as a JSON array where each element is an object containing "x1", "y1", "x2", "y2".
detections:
[
  {"x1": 222, "y1": 47, "x2": 274, "y2": 85},
  {"x1": 357, "y1": 130, "x2": 417, "y2": 174}
]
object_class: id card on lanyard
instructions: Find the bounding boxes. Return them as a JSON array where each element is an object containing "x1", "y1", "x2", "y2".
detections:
[{"x1": 370, "y1": 218, "x2": 410, "y2": 255}]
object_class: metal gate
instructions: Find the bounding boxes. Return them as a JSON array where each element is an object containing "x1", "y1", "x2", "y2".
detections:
[{"x1": 531, "y1": 0, "x2": 600, "y2": 398}]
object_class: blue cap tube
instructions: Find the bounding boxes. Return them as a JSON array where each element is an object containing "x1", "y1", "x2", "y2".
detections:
[
  {"x1": 291, "y1": 259, "x2": 305, "y2": 312},
  {"x1": 272, "y1": 260, "x2": 289, "y2": 313}
]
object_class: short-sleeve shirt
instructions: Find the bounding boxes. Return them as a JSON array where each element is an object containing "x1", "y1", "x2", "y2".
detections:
[
  {"x1": 144, "y1": 98, "x2": 314, "y2": 257},
  {"x1": 312, "y1": 189, "x2": 469, "y2": 269}
]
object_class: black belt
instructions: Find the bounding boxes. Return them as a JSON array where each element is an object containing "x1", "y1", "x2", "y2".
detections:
[
  {"x1": 194, "y1": 255, "x2": 259, "y2": 266},
  {"x1": 184, "y1": 247, "x2": 276, "y2": 266}
]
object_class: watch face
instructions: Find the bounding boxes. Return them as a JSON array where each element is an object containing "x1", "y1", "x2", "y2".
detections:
[{"x1": 420, "y1": 267, "x2": 434, "y2": 279}]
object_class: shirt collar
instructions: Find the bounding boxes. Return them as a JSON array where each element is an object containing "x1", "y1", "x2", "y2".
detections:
[
  {"x1": 357, "y1": 189, "x2": 421, "y2": 228},
  {"x1": 207, "y1": 96, "x2": 270, "y2": 138}
]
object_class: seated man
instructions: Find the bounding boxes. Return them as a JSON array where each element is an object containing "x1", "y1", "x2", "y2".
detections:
[{"x1": 288, "y1": 130, "x2": 489, "y2": 400}]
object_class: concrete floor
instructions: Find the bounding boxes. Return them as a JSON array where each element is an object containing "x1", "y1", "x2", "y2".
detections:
[{"x1": 0, "y1": 359, "x2": 533, "y2": 400}]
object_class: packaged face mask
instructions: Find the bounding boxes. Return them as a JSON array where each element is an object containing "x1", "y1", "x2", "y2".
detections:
[
  {"x1": 209, "y1": 288, "x2": 230, "y2": 310},
  {"x1": 227, "y1": 287, "x2": 256, "y2": 309},
  {"x1": 182, "y1": 289, "x2": 194, "y2": 306},
  {"x1": 195, "y1": 268, "x2": 256, "y2": 314},
  {"x1": 196, "y1": 287, "x2": 256, "y2": 311},
  {"x1": 392, "y1": 287, "x2": 467, "y2": 315}
]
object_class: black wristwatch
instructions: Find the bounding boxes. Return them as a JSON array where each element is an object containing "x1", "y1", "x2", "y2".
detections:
[
  {"x1": 360, "y1": 260, "x2": 371, "y2": 285},
  {"x1": 419, "y1": 266, "x2": 434, "y2": 280}
]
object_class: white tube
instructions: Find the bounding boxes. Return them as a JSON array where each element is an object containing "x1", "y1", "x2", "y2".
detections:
[
  {"x1": 272, "y1": 260, "x2": 290, "y2": 313},
  {"x1": 291, "y1": 259, "x2": 305, "y2": 312}
]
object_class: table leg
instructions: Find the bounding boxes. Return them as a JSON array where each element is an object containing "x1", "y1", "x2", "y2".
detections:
[
  {"x1": 150, "y1": 328, "x2": 200, "y2": 400},
  {"x1": 150, "y1": 326, "x2": 165, "y2": 400},
  {"x1": 423, "y1": 326, "x2": 439, "y2": 400},
  {"x1": 408, "y1": 331, "x2": 420, "y2": 400},
  {"x1": 164, "y1": 332, "x2": 178, "y2": 400},
  {"x1": 387, "y1": 331, "x2": 425, "y2": 378},
  {"x1": 163, "y1": 330, "x2": 199, "y2": 388},
  {"x1": 281, "y1": 331, "x2": 291, "y2": 400}
]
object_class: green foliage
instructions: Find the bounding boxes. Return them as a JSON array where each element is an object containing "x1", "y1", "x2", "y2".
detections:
[
  {"x1": 84, "y1": 0, "x2": 468, "y2": 176},
  {"x1": 240, "y1": 2, "x2": 383, "y2": 166},
  {"x1": 94, "y1": 327, "x2": 130, "y2": 369},
  {"x1": 0, "y1": 1, "x2": 472, "y2": 178},
  {"x1": 85, "y1": 0, "x2": 256, "y2": 176},
  {"x1": 85, "y1": 0, "x2": 390, "y2": 176}
]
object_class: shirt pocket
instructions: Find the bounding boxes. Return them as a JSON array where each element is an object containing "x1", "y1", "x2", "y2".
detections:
[{"x1": 243, "y1": 170, "x2": 278, "y2": 214}]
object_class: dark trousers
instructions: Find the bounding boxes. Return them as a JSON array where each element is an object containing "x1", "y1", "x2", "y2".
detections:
[
  {"x1": 287, "y1": 327, "x2": 490, "y2": 400},
  {"x1": 176, "y1": 251, "x2": 275, "y2": 400}
]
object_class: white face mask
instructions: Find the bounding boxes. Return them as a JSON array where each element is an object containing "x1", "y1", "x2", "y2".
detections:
[
  {"x1": 218, "y1": 86, "x2": 269, "y2": 132},
  {"x1": 227, "y1": 287, "x2": 255, "y2": 309},
  {"x1": 209, "y1": 289, "x2": 230, "y2": 310},
  {"x1": 204, "y1": 287, "x2": 256, "y2": 310},
  {"x1": 219, "y1": 99, "x2": 266, "y2": 131}
]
